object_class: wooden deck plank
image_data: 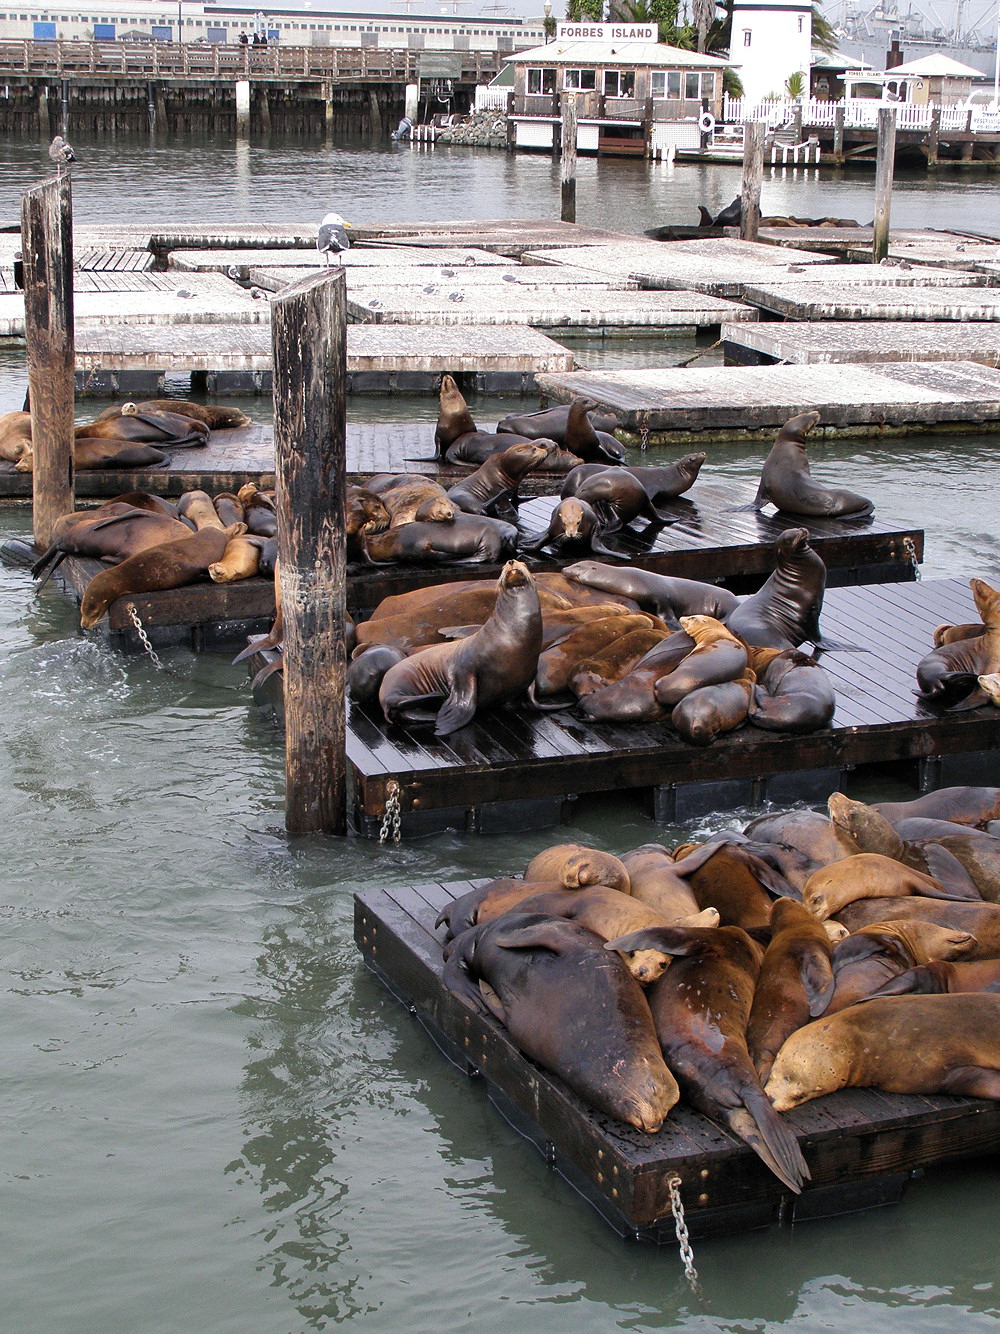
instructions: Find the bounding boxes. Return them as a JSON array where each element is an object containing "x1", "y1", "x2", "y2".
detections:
[
  {"x1": 721, "y1": 320, "x2": 1000, "y2": 367},
  {"x1": 254, "y1": 264, "x2": 639, "y2": 294},
  {"x1": 742, "y1": 284, "x2": 1000, "y2": 322},
  {"x1": 169, "y1": 245, "x2": 512, "y2": 274}
]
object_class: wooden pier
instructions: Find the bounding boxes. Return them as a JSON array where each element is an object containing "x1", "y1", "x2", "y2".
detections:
[
  {"x1": 354, "y1": 878, "x2": 1000, "y2": 1240},
  {"x1": 722, "y1": 321, "x2": 1000, "y2": 367},
  {"x1": 168, "y1": 247, "x2": 511, "y2": 276},
  {"x1": 741, "y1": 283, "x2": 1000, "y2": 323},
  {"x1": 346, "y1": 579, "x2": 997, "y2": 835}
]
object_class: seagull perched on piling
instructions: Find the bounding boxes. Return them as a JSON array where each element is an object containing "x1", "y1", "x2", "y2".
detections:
[
  {"x1": 48, "y1": 135, "x2": 76, "y2": 175},
  {"x1": 317, "y1": 212, "x2": 351, "y2": 266}
]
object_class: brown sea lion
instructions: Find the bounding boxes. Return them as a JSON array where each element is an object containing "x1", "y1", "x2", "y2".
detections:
[
  {"x1": 568, "y1": 627, "x2": 670, "y2": 698},
  {"x1": 934, "y1": 622, "x2": 984, "y2": 647},
  {"x1": 744, "y1": 808, "x2": 860, "y2": 866},
  {"x1": 496, "y1": 403, "x2": 618, "y2": 443},
  {"x1": 79, "y1": 522, "x2": 246, "y2": 629},
  {"x1": 823, "y1": 918, "x2": 978, "y2": 1013},
  {"x1": 765, "y1": 993, "x2": 1000, "y2": 1110},
  {"x1": 562, "y1": 397, "x2": 626, "y2": 464},
  {"x1": 579, "y1": 629, "x2": 697, "y2": 723},
  {"x1": 670, "y1": 671, "x2": 755, "y2": 746},
  {"x1": 654, "y1": 615, "x2": 748, "y2": 707},
  {"x1": 669, "y1": 843, "x2": 778, "y2": 929},
  {"x1": 434, "y1": 373, "x2": 477, "y2": 457},
  {"x1": 93, "y1": 399, "x2": 251, "y2": 429},
  {"x1": 726, "y1": 528, "x2": 829, "y2": 651},
  {"x1": 0, "y1": 410, "x2": 33, "y2": 465},
  {"x1": 212, "y1": 492, "x2": 245, "y2": 527},
  {"x1": 865, "y1": 957, "x2": 1000, "y2": 997},
  {"x1": 177, "y1": 489, "x2": 226, "y2": 531},
  {"x1": 802, "y1": 853, "x2": 967, "y2": 919},
  {"x1": 748, "y1": 649, "x2": 836, "y2": 733},
  {"x1": 74, "y1": 409, "x2": 209, "y2": 449},
  {"x1": 346, "y1": 485, "x2": 391, "y2": 563},
  {"x1": 446, "y1": 441, "x2": 549, "y2": 521},
  {"x1": 99, "y1": 492, "x2": 181, "y2": 518},
  {"x1": 31, "y1": 507, "x2": 194, "y2": 583},
  {"x1": 434, "y1": 877, "x2": 567, "y2": 940},
  {"x1": 379, "y1": 479, "x2": 456, "y2": 527},
  {"x1": 443, "y1": 913, "x2": 679, "y2": 1132},
  {"x1": 746, "y1": 898, "x2": 836, "y2": 1083},
  {"x1": 379, "y1": 560, "x2": 542, "y2": 735},
  {"x1": 916, "y1": 578, "x2": 1000, "y2": 710},
  {"x1": 604, "y1": 923, "x2": 810, "y2": 1192},
  {"x1": 363, "y1": 514, "x2": 518, "y2": 567},
  {"x1": 748, "y1": 411, "x2": 874, "y2": 519},
  {"x1": 20, "y1": 439, "x2": 171, "y2": 473},
  {"x1": 873, "y1": 787, "x2": 1000, "y2": 831},
  {"x1": 531, "y1": 613, "x2": 662, "y2": 700},
  {"x1": 833, "y1": 896, "x2": 1000, "y2": 959},
  {"x1": 562, "y1": 560, "x2": 739, "y2": 628},
  {"x1": 623, "y1": 842, "x2": 723, "y2": 922},
  {"x1": 522, "y1": 843, "x2": 630, "y2": 894},
  {"x1": 980, "y1": 672, "x2": 1000, "y2": 705},
  {"x1": 207, "y1": 533, "x2": 272, "y2": 584}
]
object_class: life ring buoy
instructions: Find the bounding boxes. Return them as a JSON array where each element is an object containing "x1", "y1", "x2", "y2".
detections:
[{"x1": 699, "y1": 111, "x2": 715, "y2": 134}]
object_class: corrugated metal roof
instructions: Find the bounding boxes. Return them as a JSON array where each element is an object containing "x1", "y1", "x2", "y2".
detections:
[{"x1": 505, "y1": 40, "x2": 730, "y2": 69}]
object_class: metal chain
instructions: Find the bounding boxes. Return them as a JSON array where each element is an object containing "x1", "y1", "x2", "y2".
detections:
[
  {"x1": 378, "y1": 781, "x2": 402, "y2": 845},
  {"x1": 903, "y1": 536, "x2": 921, "y2": 581},
  {"x1": 638, "y1": 411, "x2": 650, "y2": 452},
  {"x1": 677, "y1": 337, "x2": 722, "y2": 369},
  {"x1": 126, "y1": 603, "x2": 165, "y2": 670},
  {"x1": 666, "y1": 1173, "x2": 700, "y2": 1291}
]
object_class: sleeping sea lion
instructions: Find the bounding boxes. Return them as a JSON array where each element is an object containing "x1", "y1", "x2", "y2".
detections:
[
  {"x1": 568, "y1": 627, "x2": 670, "y2": 698},
  {"x1": 579, "y1": 629, "x2": 697, "y2": 723},
  {"x1": 74, "y1": 409, "x2": 209, "y2": 449},
  {"x1": 748, "y1": 649, "x2": 836, "y2": 734},
  {"x1": 562, "y1": 560, "x2": 739, "y2": 628},
  {"x1": 496, "y1": 403, "x2": 618, "y2": 443},
  {"x1": 446, "y1": 441, "x2": 549, "y2": 521},
  {"x1": 622, "y1": 841, "x2": 725, "y2": 923},
  {"x1": 379, "y1": 479, "x2": 456, "y2": 527},
  {"x1": 213, "y1": 492, "x2": 245, "y2": 527},
  {"x1": 347, "y1": 645, "x2": 407, "y2": 709},
  {"x1": 872, "y1": 786, "x2": 1000, "y2": 831},
  {"x1": 363, "y1": 513, "x2": 517, "y2": 567},
  {"x1": 865, "y1": 957, "x2": 1000, "y2": 997},
  {"x1": 821, "y1": 918, "x2": 979, "y2": 1013},
  {"x1": 522, "y1": 843, "x2": 630, "y2": 894},
  {"x1": 748, "y1": 411, "x2": 874, "y2": 519},
  {"x1": 765, "y1": 993, "x2": 1000, "y2": 1110},
  {"x1": 833, "y1": 896, "x2": 1000, "y2": 960},
  {"x1": 802, "y1": 852, "x2": 968, "y2": 919},
  {"x1": 726, "y1": 528, "x2": 828, "y2": 651},
  {"x1": 670, "y1": 671, "x2": 755, "y2": 746},
  {"x1": 915, "y1": 578, "x2": 1000, "y2": 710},
  {"x1": 434, "y1": 877, "x2": 567, "y2": 941},
  {"x1": 0, "y1": 410, "x2": 33, "y2": 465},
  {"x1": 443, "y1": 913, "x2": 679, "y2": 1132},
  {"x1": 177, "y1": 489, "x2": 226, "y2": 531},
  {"x1": 744, "y1": 808, "x2": 859, "y2": 866},
  {"x1": 531, "y1": 613, "x2": 663, "y2": 700},
  {"x1": 92, "y1": 400, "x2": 251, "y2": 430},
  {"x1": 208, "y1": 533, "x2": 273, "y2": 584},
  {"x1": 654, "y1": 615, "x2": 748, "y2": 707},
  {"x1": 32, "y1": 508, "x2": 194, "y2": 583},
  {"x1": 236, "y1": 485, "x2": 278, "y2": 538}
]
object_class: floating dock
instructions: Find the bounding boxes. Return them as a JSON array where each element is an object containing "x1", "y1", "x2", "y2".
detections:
[
  {"x1": 354, "y1": 878, "x2": 1000, "y2": 1240},
  {"x1": 346, "y1": 579, "x2": 996, "y2": 836},
  {"x1": 741, "y1": 284, "x2": 1000, "y2": 323},
  {"x1": 534, "y1": 361, "x2": 1000, "y2": 443},
  {"x1": 253, "y1": 263, "x2": 640, "y2": 293},
  {"x1": 168, "y1": 246, "x2": 512, "y2": 276},
  {"x1": 722, "y1": 321, "x2": 1000, "y2": 367}
]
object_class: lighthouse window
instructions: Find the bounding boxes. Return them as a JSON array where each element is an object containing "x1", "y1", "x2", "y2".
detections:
[{"x1": 743, "y1": 28, "x2": 751, "y2": 44}]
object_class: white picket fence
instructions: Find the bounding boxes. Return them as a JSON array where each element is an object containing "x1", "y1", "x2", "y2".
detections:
[
  {"x1": 474, "y1": 84, "x2": 511, "y2": 112},
  {"x1": 723, "y1": 95, "x2": 1000, "y2": 135}
]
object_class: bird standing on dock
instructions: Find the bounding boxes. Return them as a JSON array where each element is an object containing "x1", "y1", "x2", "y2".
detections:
[
  {"x1": 317, "y1": 212, "x2": 351, "y2": 266},
  {"x1": 48, "y1": 135, "x2": 76, "y2": 175}
]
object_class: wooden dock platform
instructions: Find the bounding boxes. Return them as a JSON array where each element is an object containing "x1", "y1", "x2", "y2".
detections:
[
  {"x1": 844, "y1": 235, "x2": 1000, "y2": 275},
  {"x1": 722, "y1": 321, "x2": 1000, "y2": 367},
  {"x1": 73, "y1": 325, "x2": 577, "y2": 397},
  {"x1": 254, "y1": 264, "x2": 640, "y2": 294},
  {"x1": 534, "y1": 360, "x2": 1000, "y2": 442},
  {"x1": 346, "y1": 579, "x2": 997, "y2": 834},
  {"x1": 741, "y1": 284, "x2": 1000, "y2": 323},
  {"x1": 168, "y1": 246, "x2": 511, "y2": 276},
  {"x1": 737, "y1": 264, "x2": 990, "y2": 290},
  {"x1": 354, "y1": 877, "x2": 1000, "y2": 1240},
  {"x1": 754, "y1": 227, "x2": 980, "y2": 258}
]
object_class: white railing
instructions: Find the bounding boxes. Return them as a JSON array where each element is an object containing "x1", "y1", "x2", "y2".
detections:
[
  {"x1": 723, "y1": 94, "x2": 1000, "y2": 136},
  {"x1": 474, "y1": 84, "x2": 510, "y2": 112}
]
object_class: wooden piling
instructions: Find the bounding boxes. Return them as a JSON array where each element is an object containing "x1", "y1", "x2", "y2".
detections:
[
  {"x1": 21, "y1": 175, "x2": 74, "y2": 549},
  {"x1": 560, "y1": 93, "x2": 577, "y2": 224},
  {"x1": 926, "y1": 106, "x2": 940, "y2": 168},
  {"x1": 833, "y1": 105, "x2": 845, "y2": 164},
  {"x1": 873, "y1": 106, "x2": 897, "y2": 264},
  {"x1": 272, "y1": 270, "x2": 348, "y2": 836},
  {"x1": 740, "y1": 120, "x2": 765, "y2": 242}
]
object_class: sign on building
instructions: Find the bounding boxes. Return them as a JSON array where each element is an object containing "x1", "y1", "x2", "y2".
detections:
[{"x1": 555, "y1": 22, "x2": 656, "y2": 41}]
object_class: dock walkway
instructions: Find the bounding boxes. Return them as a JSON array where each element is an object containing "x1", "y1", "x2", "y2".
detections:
[{"x1": 722, "y1": 321, "x2": 1000, "y2": 367}]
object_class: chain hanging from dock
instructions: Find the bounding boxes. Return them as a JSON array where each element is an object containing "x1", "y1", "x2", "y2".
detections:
[
  {"x1": 903, "y1": 537, "x2": 921, "y2": 581},
  {"x1": 126, "y1": 603, "x2": 165, "y2": 671},
  {"x1": 666, "y1": 1174, "x2": 700, "y2": 1291},
  {"x1": 378, "y1": 781, "x2": 402, "y2": 846},
  {"x1": 638, "y1": 411, "x2": 651, "y2": 452}
]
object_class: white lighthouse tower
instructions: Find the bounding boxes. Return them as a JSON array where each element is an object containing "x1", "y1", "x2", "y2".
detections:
[{"x1": 731, "y1": 0, "x2": 813, "y2": 104}]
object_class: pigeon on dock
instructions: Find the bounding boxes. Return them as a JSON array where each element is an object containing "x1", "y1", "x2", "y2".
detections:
[{"x1": 317, "y1": 212, "x2": 351, "y2": 265}]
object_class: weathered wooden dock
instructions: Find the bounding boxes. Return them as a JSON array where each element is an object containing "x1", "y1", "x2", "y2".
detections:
[
  {"x1": 354, "y1": 877, "x2": 1000, "y2": 1240},
  {"x1": 722, "y1": 321, "x2": 1000, "y2": 367},
  {"x1": 534, "y1": 361, "x2": 1000, "y2": 442},
  {"x1": 168, "y1": 247, "x2": 511, "y2": 276},
  {"x1": 346, "y1": 579, "x2": 997, "y2": 835},
  {"x1": 741, "y1": 284, "x2": 1000, "y2": 323},
  {"x1": 256, "y1": 263, "x2": 640, "y2": 293},
  {"x1": 738, "y1": 263, "x2": 990, "y2": 290}
]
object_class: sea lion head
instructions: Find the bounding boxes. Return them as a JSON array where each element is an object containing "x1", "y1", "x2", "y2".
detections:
[
  {"x1": 205, "y1": 405, "x2": 252, "y2": 429},
  {"x1": 971, "y1": 578, "x2": 1000, "y2": 629},
  {"x1": 778, "y1": 410, "x2": 822, "y2": 444},
  {"x1": 346, "y1": 488, "x2": 391, "y2": 536},
  {"x1": 828, "y1": 793, "x2": 902, "y2": 857},
  {"x1": 777, "y1": 527, "x2": 812, "y2": 558},
  {"x1": 616, "y1": 945, "x2": 672, "y2": 986},
  {"x1": 415, "y1": 495, "x2": 456, "y2": 524},
  {"x1": 121, "y1": 402, "x2": 138, "y2": 415},
  {"x1": 979, "y1": 673, "x2": 1000, "y2": 705},
  {"x1": 678, "y1": 451, "x2": 707, "y2": 477},
  {"x1": 678, "y1": 614, "x2": 732, "y2": 645},
  {"x1": 502, "y1": 440, "x2": 550, "y2": 476},
  {"x1": 498, "y1": 559, "x2": 532, "y2": 592},
  {"x1": 237, "y1": 482, "x2": 259, "y2": 505},
  {"x1": 556, "y1": 498, "x2": 590, "y2": 541},
  {"x1": 765, "y1": 1026, "x2": 851, "y2": 1110}
]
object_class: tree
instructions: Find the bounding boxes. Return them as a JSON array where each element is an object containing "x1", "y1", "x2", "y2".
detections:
[
  {"x1": 567, "y1": 0, "x2": 606, "y2": 20},
  {"x1": 692, "y1": 0, "x2": 716, "y2": 52},
  {"x1": 615, "y1": 0, "x2": 685, "y2": 46},
  {"x1": 785, "y1": 69, "x2": 806, "y2": 98}
]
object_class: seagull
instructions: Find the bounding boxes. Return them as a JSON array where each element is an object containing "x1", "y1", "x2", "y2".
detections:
[
  {"x1": 48, "y1": 135, "x2": 76, "y2": 175},
  {"x1": 448, "y1": 291, "x2": 464, "y2": 303},
  {"x1": 317, "y1": 212, "x2": 351, "y2": 266}
]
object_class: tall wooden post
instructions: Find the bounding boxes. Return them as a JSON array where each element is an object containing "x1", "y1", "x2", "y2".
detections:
[
  {"x1": 21, "y1": 176, "x2": 75, "y2": 550},
  {"x1": 926, "y1": 106, "x2": 940, "y2": 167},
  {"x1": 560, "y1": 92, "x2": 577, "y2": 223},
  {"x1": 740, "y1": 120, "x2": 765, "y2": 242},
  {"x1": 272, "y1": 270, "x2": 348, "y2": 836},
  {"x1": 833, "y1": 104, "x2": 845, "y2": 165},
  {"x1": 873, "y1": 106, "x2": 897, "y2": 264}
]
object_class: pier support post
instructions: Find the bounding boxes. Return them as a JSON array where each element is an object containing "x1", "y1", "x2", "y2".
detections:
[
  {"x1": 833, "y1": 105, "x2": 845, "y2": 164},
  {"x1": 560, "y1": 93, "x2": 577, "y2": 224},
  {"x1": 740, "y1": 120, "x2": 765, "y2": 242},
  {"x1": 272, "y1": 270, "x2": 348, "y2": 836},
  {"x1": 405, "y1": 82, "x2": 419, "y2": 123},
  {"x1": 324, "y1": 81, "x2": 335, "y2": 139},
  {"x1": 926, "y1": 106, "x2": 940, "y2": 168},
  {"x1": 873, "y1": 106, "x2": 897, "y2": 264},
  {"x1": 368, "y1": 89, "x2": 381, "y2": 135},
  {"x1": 37, "y1": 85, "x2": 50, "y2": 137},
  {"x1": 235, "y1": 78, "x2": 251, "y2": 137},
  {"x1": 21, "y1": 176, "x2": 75, "y2": 550},
  {"x1": 259, "y1": 86, "x2": 271, "y2": 134}
]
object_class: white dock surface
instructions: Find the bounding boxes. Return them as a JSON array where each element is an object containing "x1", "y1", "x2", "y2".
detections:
[
  {"x1": 741, "y1": 284, "x2": 1000, "y2": 321},
  {"x1": 721, "y1": 321, "x2": 1000, "y2": 367}
]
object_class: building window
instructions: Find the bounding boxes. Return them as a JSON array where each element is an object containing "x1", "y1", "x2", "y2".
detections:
[
  {"x1": 603, "y1": 69, "x2": 635, "y2": 98},
  {"x1": 526, "y1": 66, "x2": 557, "y2": 95},
  {"x1": 743, "y1": 28, "x2": 751, "y2": 44},
  {"x1": 798, "y1": 14, "x2": 804, "y2": 30},
  {"x1": 701, "y1": 72, "x2": 715, "y2": 98},
  {"x1": 684, "y1": 71, "x2": 700, "y2": 99},
  {"x1": 650, "y1": 70, "x2": 664, "y2": 97},
  {"x1": 564, "y1": 67, "x2": 596, "y2": 91}
]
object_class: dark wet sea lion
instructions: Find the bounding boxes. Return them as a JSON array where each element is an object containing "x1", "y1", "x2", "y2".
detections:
[
  {"x1": 444, "y1": 913, "x2": 679, "y2": 1131},
  {"x1": 744, "y1": 808, "x2": 859, "y2": 866},
  {"x1": 832, "y1": 896, "x2": 1000, "y2": 959},
  {"x1": 446, "y1": 441, "x2": 549, "y2": 520},
  {"x1": 523, "y1": 843, "x2": 630, "y2": 893},
  {"x1": 726, "y1": 528, "x2": 828, "y2": 650},
  {"x1": 74, "y1": 409, "x2": 209, "y2": 449},
  {"x1": 749, "y1": 411, "x2": 874, "y2": 519},
  {"x1": 80, "y1": 522, "x2": 246, "y2": 629},
  {"x1": 765, "y1": 993, "x2": 1000, "y2": 1110},
  {"x1": 434, "y1": 372, "x2": 477, "y2": 456},
  {"x1": 496, "y1": 403, "x2": 618, "y2": 442},
  {"x1": 866, "y1": 957, "x2": 1000, "y2": 997},
  {"x1": 236, "y1": 485, "x2": 278, "y2": 538},
  {"x1": 562, "y1": 397, "x2": 626, "y2": 464},
  {"x1": 654, "y1": 615, "x2": 748, "y2": 707},
  {"x1": 562, "y1": 560, "x2": 739, "y2": 628},
  {"x1": 93, "y1": 399, "x2": 251, "y2": 429},
  {"x1": 873, "y1": 787, "x2": 1000, "y2": 831},
  {"x1": 45, "y1": 439, "x2": 170, "y2": 472},
  {"x1": 915, "y1": 578, "x2": 1000, "y2": 710},
  {"x1": 212, "y1": 492, "x2": 245, "y2": 527},
  {"x1": 445, "y1": 429, "x2": 538, "y2": 467},
  {"x1": 560, "y1": 465, "x2": 678, "y2": 529},
  {"x1": 746, "y1": 898, "x2": 836, "y2": 1082},
  {"x1": 578, "y1": 629, "x2": 696, "y2": 723},
  {"x1": 627, "y1": 453, "x2": 706, "y2": 505},
  {"x1": 748, "y1": 649, "x2": 836, "y2": 733},
  {"x1": 32, "y1": 508, "x2": 194, "y2": 582},
  {"x1": 347, "y1": 645, "x2": 407, "y2": 708},
  {"x1": 605, "y1": 923, "x2": 810, "y2": 1192},
  {"x1": 379, "y1": 560, "x2": 542, "y2": 735},
  {"x1": 101, "y1": 492, "x2": 181, "y2": 518},
  {"x1": 521, "y1": 497, "x2": 622, "y2": 560},
  {"x1": 670, "y1": 672, "x2": 755, "y2": 746},
  {"x1": 363, "y1": 513, "x2": 518, "y2": 567}
]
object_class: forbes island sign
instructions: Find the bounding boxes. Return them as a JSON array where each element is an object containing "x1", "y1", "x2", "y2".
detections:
[{"x1": 556, "y1": 22, "x2": 657, "y2": 41}]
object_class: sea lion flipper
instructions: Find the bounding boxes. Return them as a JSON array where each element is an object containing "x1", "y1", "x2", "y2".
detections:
[
  {"x1": 732, "y1": 1088, "x2": 810, "y2": 1193},
  {"x1": 603, "y1": 926, "x2": 713, "y2": 958},
  {"x1": 939, "y1": 1066, "x2": 1000, "y2": 1099},
  {"x1": 437, "y1": 624, "x2": 480, "y2": 640},
  {"x1": 492, "y1": 918, "x2": 576, "y2": 954},
  {"x1": 797, "y1": 944, "x2": 836, "y2": 1017},
  {"x1": 477, "y1": 978, "x2": 507, "y2": 1024},
  {"x1": 671, "y1": 837, "x2": 732, "y2": 877},
  {"x1": 434, "y1": 679, "x2": 478, "y2": 736},
  {"x1": 919, "y1": 844, "x2": 983, "y2": 899},
  {"x1": 946, "y1": 686, "x2": 991, "y2": 713}
]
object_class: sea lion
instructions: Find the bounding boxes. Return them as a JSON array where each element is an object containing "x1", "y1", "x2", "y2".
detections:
[
  {"x1": 443, "y1": 913, "x2": 679, "y2": 1132},
  {"x1": 629, "y1": 454, "x2": 706, "y2": 506},
  {"x1": 622, "y1": 841, "x2": 725, "y2": 923},
  {"x1": 177, "y1": 489, "x2": 226, "y2": 531},
  {"x1": 379, "y1": 479, "x2": 456, "y2": 527},
  {"x1": 363, "y1": 514, "x2": 517, "y2": 567},
  {"x1": 99, "y1": 492, "x2": 181, "y2": 519},
  {"x1": 568, "y1": 627, "x2": 670, "y2": 698},
  {"x1": 865, "y1": 957, "x2": 1000, "y2": 997},
  {"x1": 562, "y1": 397, "x2": 626, "y2": 464},
  {"x1": 726, "y1": 528, "x2": 829, "y2": 651},
  {"x1": 802, "y1": 853, "x2": 968, "y2": 920},
  {"x1": 578, "y1": 629, "x2": 697, "y2": 723},
  {"x1": 74, "y1": 409, "x2": 209, "y2": 449},
  {"x1": 668, "y1": 843, "x2": 780, "y2": 929},
  {"x1": 435, "y1": 877, "x2": 568, "y2": 940},
  {"x1": 821, "y1": 918, "x2": 979, "y2": 1015},
  {"x1": 522, "y1": 843, "x2": 630, "y2": 894},
  {"x1": 873, "y1": 787, "x2": 1000, "y2": 831},
  {"x1": 654, "y1": 615, "x2": 748, "y2": 707},
  {"x1": 434, "y1": 372, "x2": 477, "y2": 456},
  {"x1": 560, "y1": 465, "x2": 680, "y2": 530},
  {"x1": 935, "y1": 622, "x2": 986, "y2": 647},
  {"x1": 31, "y1": 507, "x2": 195, "y2": 584},
  {"x1": 915, "y1": 578, "x2": 1000, "y2": 710},
  {"x1": 531, "y1": 613, "x2": 663, "y2": 700},
  {"x1": 562, "y1": 560, "x2": 739, "y2": 628},
  {"x1": 748, "y1": 649, "x2": 836, "y2": 733},
  {"x1": 0, "y1": 410, "x2": 33, "y2": 465},
  {"x1": 346, "y1": 485, "x2": 391, "y2": 562},
  {"x1": 833, "y1": 896, "x2": 1000, "y2": 960},
  {"x1": 748, "y1": 411, "x2": 874, "y2": 519},
  {"x1": 744, "y1": 808, "x2": 860, "y2": 866},
  {"x1": 445, "y1": 430, "x2": 538, "y2": 468},
  {"x1": 237, "y1": 485, "x2": 278, "y2": 538},
  {"x1": 212, "y1": 492, "x2": 245, "y2": 527},
  {"x1": 446, "y1": 441, "x2": 549, "y2": 520},
  {"x1": 79, "y1": 522, "x2": 246, "y2": 629},
  {"x1": 18, "y1": 438, "x2": 172, "y2": 473},
  {"x1": 520, "y1": 497, "x2": 623, "y2": 560},
  {"x1": 496, "y1": 403, "x2": 618, "y2": 443},
  {"x1": 765, "y1": 993, "x2": 1000, "y2": 1110},
  {"x1": 207, "y1": 533, "x2": 272, "y2": 584},
  {"x1": 746, "y1": 898, "x2": 836, "y2": 1082},
  {"x1": 670, "y1": 671, "x2": 755, "y2": 746},
  {"x1": 379, "y1": 560, "x2": 542, "y2": 735},
  {"x1": 347, "y1": 646, "x2": 408, "y2": 708},
  {"x1": 92, "y1": 399, "x2": 251, "y2": 429},
  {"x1": 604, "y1": 923, "x2": 810, "y2": 1192}
]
